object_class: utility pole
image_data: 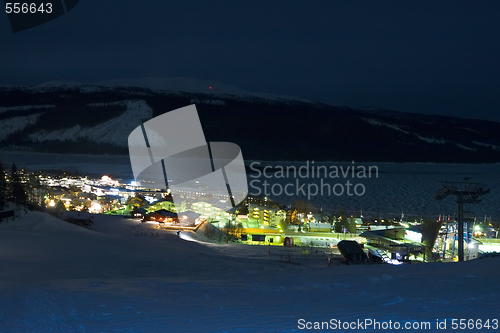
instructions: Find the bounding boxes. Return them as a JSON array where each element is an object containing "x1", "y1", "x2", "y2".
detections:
[{"x1": 434, "y1": 181, "x2": 489, "y2": 262}]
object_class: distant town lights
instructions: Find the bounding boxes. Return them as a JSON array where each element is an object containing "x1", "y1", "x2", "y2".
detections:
[{"x1": 90, "y1": 202, "x2": 102, "y2": 214}]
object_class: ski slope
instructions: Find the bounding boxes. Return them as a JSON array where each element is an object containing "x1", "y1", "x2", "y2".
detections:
[
  {"x1": 0, "y1": 211, "x2": 499, "y2": 332},
  {"x1": 29, "y1": 100, "x2": 153, "y2": 147}
]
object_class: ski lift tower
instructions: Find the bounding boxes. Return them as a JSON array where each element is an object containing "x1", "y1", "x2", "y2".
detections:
[{"x1": 434, "y1": 180, "x2": 489, "y2": 262}]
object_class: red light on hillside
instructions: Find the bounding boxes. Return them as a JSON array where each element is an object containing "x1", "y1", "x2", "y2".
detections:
[{"x1": 209, "y1": 86, "x2": 212, "y2": 89}]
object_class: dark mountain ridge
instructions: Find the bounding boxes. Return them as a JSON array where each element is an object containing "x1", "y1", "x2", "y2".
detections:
[{"x1": 1, "y1": 82, "x2": 499, "y2": 163}]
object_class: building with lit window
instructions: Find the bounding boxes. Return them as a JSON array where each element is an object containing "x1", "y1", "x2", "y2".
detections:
[{"x1": 248, "y1": 204, "x2": 286, "y2": 228}]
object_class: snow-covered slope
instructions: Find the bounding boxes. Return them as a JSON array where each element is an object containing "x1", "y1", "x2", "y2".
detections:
[
  {"x1": 0, "y1": 113, "x2": 42, "y2": 140},
  {"x1": 0, "y1": 210, "x2": 96, "y2": 234},
  {"x1": 0, "y1": 213, "x2": 499, "y2": 332},
  {"x1": 28, "y1": 100, "x2": 152, "y2": 146},
  {"x1": 0, "y1": 104, "x2": 54, "y2": 115}
]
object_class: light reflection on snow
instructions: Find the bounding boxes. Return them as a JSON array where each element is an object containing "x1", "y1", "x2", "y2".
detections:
[{"x1": 178, "y1": 232, "x2": 199, "y2": 243}]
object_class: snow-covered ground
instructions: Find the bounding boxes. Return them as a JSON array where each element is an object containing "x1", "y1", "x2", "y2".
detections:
[{"x1": 0, "y1": 210, "x2": 499, "y2": 332}]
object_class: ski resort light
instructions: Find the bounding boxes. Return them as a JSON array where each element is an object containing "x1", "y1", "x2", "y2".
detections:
[{"x1": 90, "y1": 202, "x2": 102, "y2": 214}]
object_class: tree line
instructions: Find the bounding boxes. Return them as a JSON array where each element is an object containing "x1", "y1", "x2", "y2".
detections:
[{"x1": 0, "y1": 160, "x2": 44, "y2": 211}]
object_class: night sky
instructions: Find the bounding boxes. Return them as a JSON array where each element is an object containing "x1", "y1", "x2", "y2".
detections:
[{"x1": 1, "y1": 1, "x2": 499, "y2": 121}]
